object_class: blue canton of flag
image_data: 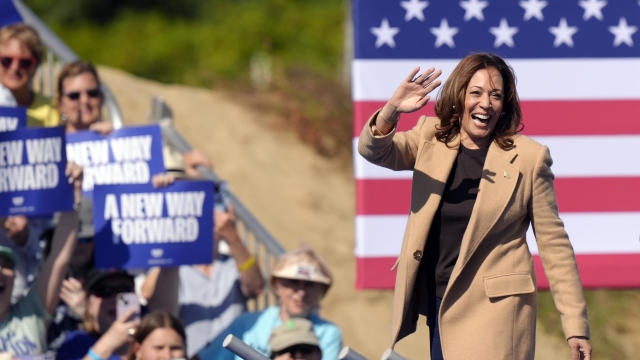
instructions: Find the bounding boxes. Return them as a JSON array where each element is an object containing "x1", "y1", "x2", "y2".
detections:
[{"x1": 356, "y1": 0, "x2": 639, "y2": 59}]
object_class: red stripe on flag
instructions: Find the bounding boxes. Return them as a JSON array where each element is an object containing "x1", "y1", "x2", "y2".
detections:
[
  {"x1": 356, "y1": 177, "x2": 640, "y2": 215},
  {"x1": 353, "y1": 100, "x2": 640, "y2": 136},
  {"x1": 356, "y1": 254, "x2": 640, "y2": 289},
  {"x1": 353, "y1": 101, "x2": 436, "y2": 136},
  {"x1": 356, "y1": 179, "x2": 411, "y2": 215},
  {"x1": 356, "y1": 257, "x2": 397, "y2": 289}
]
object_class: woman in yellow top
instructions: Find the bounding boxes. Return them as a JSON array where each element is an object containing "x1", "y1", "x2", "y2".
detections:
[{"x1": 0, "y1": 23, "x2": 59, "y2": 127}]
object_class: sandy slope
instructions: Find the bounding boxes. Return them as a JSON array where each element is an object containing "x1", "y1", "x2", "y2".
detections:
[{"x1": 99, "y1": 66, "x2": 571, "y2": 359}]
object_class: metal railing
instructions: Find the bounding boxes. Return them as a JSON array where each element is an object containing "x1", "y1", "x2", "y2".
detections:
[
  {"x1": 148, "y1": 96, "x2": 286, "y2": 309},
  {"x1": 13, "y1": 0, "x2": 286, "y2": 310}
]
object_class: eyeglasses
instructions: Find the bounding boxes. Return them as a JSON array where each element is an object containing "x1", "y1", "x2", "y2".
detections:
[
  {"x1": 0, "y1": 55, "x2": 36, "y2": 70},
  {"x1": 65, "y1": 88, "x2": 101, "y2": 100}
]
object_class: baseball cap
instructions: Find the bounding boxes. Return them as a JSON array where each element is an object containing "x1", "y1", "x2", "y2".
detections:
[
  {"x1": 0, "y1": 245, "x2": 18, "y2": 268},
  {"x1": 84, "y1": 269, "x2": 134, "y2": 297},
  {"x1": 269, "y1": 318, "x2": 320, "y2": 353},
  {"x1": 270, "y1": 248, "x2": 332, "y2": 287}
]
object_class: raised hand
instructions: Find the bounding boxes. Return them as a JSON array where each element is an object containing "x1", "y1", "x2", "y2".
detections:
[
  {"x1": 59, "y1": 277, "x2": 87, "y2": 318},
  {"x1": 389, "y1": 67, "x2": 442, "y2": 113},
  {"x1": 376, "y1": 67, "x2": 442, "y2": 134}
]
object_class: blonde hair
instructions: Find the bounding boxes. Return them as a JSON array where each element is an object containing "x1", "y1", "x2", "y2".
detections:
[{"x1": 0, "y1": 23, "x2": 44, "y2": 65}]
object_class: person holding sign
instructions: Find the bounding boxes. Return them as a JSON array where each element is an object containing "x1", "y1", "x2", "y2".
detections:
[
  {"x1": 144, "y1": 173, "x2": 264, "y2": 357},
  {"x1": 357, "y1": 53, "x2": 591, "y2": 360},
  {"x1": 0, "y1": 163, "x2": 81, "y2": 356},
  {"x1": 57, "y1": 61, "x2": 113, "y2": 136},
  {"x1": 0, "y1": 23, "x2": 59, "y2": 127}
]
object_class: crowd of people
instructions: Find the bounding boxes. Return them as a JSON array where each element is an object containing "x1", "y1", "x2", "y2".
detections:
[{"x1": 0, "y1": 22, "x2": 343, "y2": 359}]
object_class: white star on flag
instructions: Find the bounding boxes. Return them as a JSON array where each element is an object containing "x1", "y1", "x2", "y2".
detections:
[
  {"x1": 401, "y1": 0, "x2": 429, "y2": 22},
  {"x1": 430, "y1": 18, "x2": 459, "y2": 48},
  {"x1": 579, "y1": 0, "x2": 607, "y2": 21},
  {"x1": 459, "y1": 0, "x2": 488, "y2": 21},
  {"x1": 490, "y1": 18, "x2": 519, "y2": 48},
  {"x1": 370, "y1": 18, "x2": 400, "y2": 48},
  {"x1": 609, "y1": 17, "x2": 638, "y2": 47},
  {"x1": 519, "y1": 0, "x2": 547, "y2": 21},
  {"x1": 549, "y1": 18, "x2": 578, "y2": 47}
]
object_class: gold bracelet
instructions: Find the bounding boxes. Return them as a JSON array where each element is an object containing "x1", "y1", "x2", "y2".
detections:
[{"x1": 237, "y1": 256, "x2": 256, "y2": 272}]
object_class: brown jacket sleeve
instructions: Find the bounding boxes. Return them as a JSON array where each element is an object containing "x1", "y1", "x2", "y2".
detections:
[
  {"x1": 357, "y1": 109, "x2": 437, "y2": 171},
  {"x1": 531, "y1": 146, "x2": 590, "y2": 339}
]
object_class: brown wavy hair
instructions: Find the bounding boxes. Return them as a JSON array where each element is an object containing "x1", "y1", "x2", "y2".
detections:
[
  {"x1": 434, "y1": 53, "x2": 523, "y2": 150},
  {"x1": 127, "y1": 311, "x2": 186, "y2": 360}
]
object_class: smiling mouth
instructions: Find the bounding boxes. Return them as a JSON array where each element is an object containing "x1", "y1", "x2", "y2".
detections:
[{"x1": 471, "y1": 113, "x2": 491, "y2": 127}]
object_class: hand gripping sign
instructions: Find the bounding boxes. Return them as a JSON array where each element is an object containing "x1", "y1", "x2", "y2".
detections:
[
  {"x1": 0, "y1": 126, "x2": 73, "y2": 216},
  {"x1": 65, "y1": 124, "x2": 166, "y2": 198},
  {"x1": 93, "y1": 180, "x2": 214, "y2": 269}
]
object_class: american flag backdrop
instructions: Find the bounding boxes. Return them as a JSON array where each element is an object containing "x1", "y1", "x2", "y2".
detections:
[{"x1": 352, "y1": 0, "x2": 640, "y2": 289}]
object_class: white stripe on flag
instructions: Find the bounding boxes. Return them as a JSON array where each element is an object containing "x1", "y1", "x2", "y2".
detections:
[
  {"x1": 355, "y1": 215, "x2": 407, "y2": 257},
  {"x1": 355, "y1": 212, "x2": 640, "y2": 257},
  {"x1": 353, "y1": 135, "x2": 640, "y2": 179},
  {"x1": 352, "y1": 58, "x2": 640, "y2": 101}
]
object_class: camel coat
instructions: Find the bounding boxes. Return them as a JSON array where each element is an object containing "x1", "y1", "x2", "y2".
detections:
[{"x1": 358, "y1": 112, "x2": 590, "y2": 360}]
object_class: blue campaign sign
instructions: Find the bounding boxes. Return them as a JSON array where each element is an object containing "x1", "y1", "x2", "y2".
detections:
[
  {"x1": 0, "y1": 126, "x2": 73, "y2": 216},
  {"x1": 0, "y1": 0, "x2": 22, "y2": 27},
  {"x1": 0, "y1": 106, "x2": 26, "y2": 132},
  {"x1": 66, "y1": 124, "x2": 166, "y2": 198},
  {"x1": 93, "y1": 180, "x2": 215, "y2": 269}
]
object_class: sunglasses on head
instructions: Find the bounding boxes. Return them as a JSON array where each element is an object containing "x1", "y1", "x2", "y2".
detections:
[
  {"x1": 0, "y1": 55, "x2": 36, "y2": 70},
  {"x1": 65, "y1": 88, "x2": 101, "y2": 100}
]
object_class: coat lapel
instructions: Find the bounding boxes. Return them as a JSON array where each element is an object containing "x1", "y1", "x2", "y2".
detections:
[{"x1": 449, "y1": 141, "x2": 519, "y2": 283}]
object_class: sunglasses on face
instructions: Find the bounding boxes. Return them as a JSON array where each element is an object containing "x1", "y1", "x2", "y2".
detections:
[
  {"x1": 65, "y1": 88, "x2": 101, "y2": 100},
  {"x1": 0, "y1": 55, "x2": 36, "y2": 70},
  {"x1": 273, "y1": 345, "x2": 319, "y2": 358}
]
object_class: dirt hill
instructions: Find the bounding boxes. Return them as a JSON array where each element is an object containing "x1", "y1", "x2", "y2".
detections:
[{"x1": 99, "y1": 66, "x2": 576, "y2": 359}]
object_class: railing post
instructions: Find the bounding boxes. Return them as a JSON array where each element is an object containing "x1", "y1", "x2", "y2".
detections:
[
  {"x1": 223, "y1": 335, "x2": 270, "y2": 360},
  {"x1": 380, "y1": 349, "x2": 408, "y2": 360},
  {"x1": 339, "y1": 346, "x2": 369, "y2": 360}
]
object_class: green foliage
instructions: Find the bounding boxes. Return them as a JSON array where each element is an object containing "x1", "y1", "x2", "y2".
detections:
[
  {"x1": 25, "y1": 0, "x2": 352, "y2": 157},
  {"x1": 25, "y1": 0, "x2": 345, "y2": 84},
  {"x1": 538, "y1": 289, "x2": 640, "y2": 359}
]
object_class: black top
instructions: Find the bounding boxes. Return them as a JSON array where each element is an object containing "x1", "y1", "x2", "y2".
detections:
[{"x1": 424, "y1": 144, "x2": 488, "y2": 298}]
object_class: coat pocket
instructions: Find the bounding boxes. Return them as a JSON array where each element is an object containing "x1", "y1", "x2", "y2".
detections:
[{"x1": 484, "y1": 273, "x2": 535, "y2": 298}]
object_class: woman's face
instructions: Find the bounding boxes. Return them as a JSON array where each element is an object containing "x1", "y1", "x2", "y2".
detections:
[
  {"x1": 0, "y1": 38, "x2": 37, "y2": 92},
  {"x1": 459, "y1": 66, "x2": 504, "y2": 149},
  {"x1": 275, "y1": 278, "x2": 326, "y2": 320},
  {"x1": 135, "y1": 327, "x2": 185, "y2": 360},
  {"x1": 59, "y1": 72, "x2": 103, "y2": 132}
]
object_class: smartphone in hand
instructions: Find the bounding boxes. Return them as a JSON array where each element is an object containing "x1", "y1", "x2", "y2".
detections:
[{"x1": 116, "y1": 292, "x2": 141, "y2": 321}]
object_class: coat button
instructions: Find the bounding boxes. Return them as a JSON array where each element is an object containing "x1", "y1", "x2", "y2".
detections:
[{"x1": 413, "y1": 250, "x2": 423, "y2": 261}]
